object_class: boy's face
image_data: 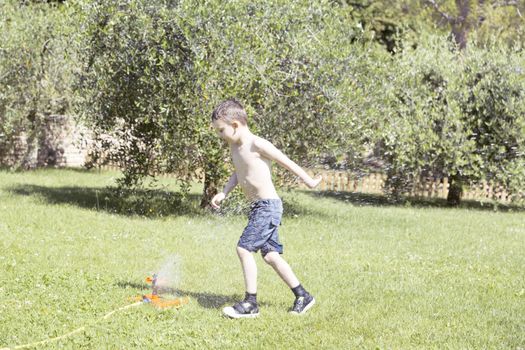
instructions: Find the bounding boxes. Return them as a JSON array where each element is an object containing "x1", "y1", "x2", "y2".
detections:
[{"x1": 212, "y1": 119, "x2": 239, "y2": 144}]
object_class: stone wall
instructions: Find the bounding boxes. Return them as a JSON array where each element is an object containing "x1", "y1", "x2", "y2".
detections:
[{"x1": 0, "y1": 115, "x2": 91, "y2": 168}]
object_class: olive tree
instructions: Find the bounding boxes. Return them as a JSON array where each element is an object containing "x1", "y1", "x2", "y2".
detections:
[
  {"x1": 178, "y1": 0, "x2": 368, "y2": 181},
  {"x1": 370, "y1": 32, "x2": 525, "y2": 204},
  {"x1": 371, "y1": 34, "x2": 466, "y2": 198},
  {"x1": 76, "y1": 0, "x2": 368, "y2": 207},
  {"x1": 451, "y1": 47, "x2": 525, "y2": 203},
  {"x1": 0, "y1": 0, "x2": 77, "y2": 167}
]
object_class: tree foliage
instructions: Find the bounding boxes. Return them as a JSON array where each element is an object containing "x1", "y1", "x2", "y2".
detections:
[
  {"x1": 1, "y1": 0, "x2": 524, "y2": 208},
  {"x1": 421, "y1": 0, "x2": 525, "y2": 50},
  {"x1": 337, "y1": 0, "x2": 525, "y2": 51},
  {"x1": 76, "y1": 0, "x2": 367, "y2": 206},
  {"x1": 369, "y1": 33, "x2": 525, "y2": 202},
  {"x1": 0, "y1": 0, "x2": 76, "y2": 167},
  {"x1": 456, "y1": 48, "x2": 525, "y2": 198},
  {"x1": 75, "y1": 0, "x2": 196, "y2": 189}
]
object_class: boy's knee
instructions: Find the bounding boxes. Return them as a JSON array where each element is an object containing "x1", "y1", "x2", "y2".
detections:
[{"x1": 263, "y1": 251, "x2": 279, "y2": 265}]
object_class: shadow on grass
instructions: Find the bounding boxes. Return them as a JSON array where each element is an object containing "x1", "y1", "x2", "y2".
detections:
[
  {"x1": 306, "y1": 190, "x2": 525, "y2": 213},
  {"x1": 7, "y1": 184, "x2": 321, "y2": 219},
  {"x1": 116, "y1": 281, "x2": 242, "y2": 309},
  {"x1": 8, "y1": 184, "x2": 206, "y2": 218},
  {"x1": 0, "y1": 166, "x2": 104, "y2": 174}
]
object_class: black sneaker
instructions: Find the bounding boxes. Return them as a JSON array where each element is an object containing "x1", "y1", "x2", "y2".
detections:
[
  {"x1": 290, "y1": 294, "x2": 315, "y2": 315},
  {"x1": 223, "y1": 301, "x2": 260, "y2": 319}
]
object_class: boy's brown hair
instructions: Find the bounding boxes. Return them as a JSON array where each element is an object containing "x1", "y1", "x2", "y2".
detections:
[{"x1": 211, "y1": 99, "x2": 248, "y2": 125}]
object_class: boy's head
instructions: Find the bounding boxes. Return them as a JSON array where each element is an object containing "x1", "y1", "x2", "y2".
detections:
[
  {"x1": 211, "y1": 99, "x2": 248, "y2": 144},
  {"x1": 211, "y1": 99, "x2": 247, "y2": 126}
]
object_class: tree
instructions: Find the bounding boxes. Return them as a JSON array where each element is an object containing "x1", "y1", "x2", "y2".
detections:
[
  {"x1": 370, "y1": 32, "x2": 525, "y2": 204},
  {"x1": 371, "y1": 33, "x2": 468, "y2": 199},
  {"x1": 451, "y1": 48, "x2": 525, "y2": 203},
  {"x1": 0, "y1": 0, "x2": 77, "y2": 168},
  {"x1": 423, "y1": 0, "x2": 525, "y2": 50},
  {"x1": 336, "y1": 1, "x2": 525, "y2": 52},
  {"x1": 75, "y1": 0, "x2": 200, "y2": 190},
  {"x1": 76, "y1": 0, "x2": 366, "y2": 207}
]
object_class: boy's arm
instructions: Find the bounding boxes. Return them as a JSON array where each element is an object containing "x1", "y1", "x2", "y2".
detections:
[
  {"x1": 222, "y1": 172, "x2": 238, "y2": 196},
  {"x1": 211, "y1": 172, "x2": 238, "y2": 209},
  {"x1": 256, "y1": 139, "x2": 322, "y2": 189}
]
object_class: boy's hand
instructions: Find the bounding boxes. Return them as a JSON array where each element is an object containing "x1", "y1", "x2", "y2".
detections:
[
  {"x1": 306, "y1": 175, "x2": 323, "y2": 189},
  {"x1": 211, "y1": 192, "x2": 226, "y2": 209}
]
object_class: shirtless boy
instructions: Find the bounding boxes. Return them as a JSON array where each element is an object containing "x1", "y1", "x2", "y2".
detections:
[{"x1": 210, "y1": 99, "x2": 322, "y2": 318}]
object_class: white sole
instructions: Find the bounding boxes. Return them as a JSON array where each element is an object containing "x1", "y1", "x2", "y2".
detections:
[
  {"x1": 222, "y1": 306, "x2": 259, "y2": 319},
  {"x1": 290, "y1": 297, "x2": 316, "y2": 315}
]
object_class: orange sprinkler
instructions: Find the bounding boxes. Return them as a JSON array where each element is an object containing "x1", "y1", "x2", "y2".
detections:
[{"x1": 134, "y1": 274, "x2": 189, "y2": 309}]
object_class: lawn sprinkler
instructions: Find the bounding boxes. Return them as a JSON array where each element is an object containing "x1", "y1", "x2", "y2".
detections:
[{"x1": 134, "y1": 274, "x2": 189, "y2": 309}]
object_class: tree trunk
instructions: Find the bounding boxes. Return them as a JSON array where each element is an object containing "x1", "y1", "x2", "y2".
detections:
[
  {"x1": 452, "y1": 23, "x2": 469, "y2": 50},
  {"x1": 21, "y1": 111, "x2": 41, "y2": 169},
  {"x1": 200, "y1": 169, "x2": 219, "y2": 209},
  {"x1": 425, "y1": 0, "x2": 472, "y2": 50},
  {"x1": 453, "y1": 0, "x2": 471, "y2": 50},
  {"x1": 447, "y1": 174, "x2": 464, "y2": 205}
]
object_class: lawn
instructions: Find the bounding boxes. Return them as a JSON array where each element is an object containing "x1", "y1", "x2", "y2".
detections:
[{"x1": 0, "y1": 169, "x2": 524, "y2": 349}]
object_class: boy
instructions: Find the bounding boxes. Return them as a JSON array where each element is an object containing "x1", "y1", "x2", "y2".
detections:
[{"x1": 210, "y1": 99, "x2": 322, "y2": 318}]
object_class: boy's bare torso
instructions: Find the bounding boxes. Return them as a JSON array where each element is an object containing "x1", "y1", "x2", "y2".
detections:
[{"x1": 231, "y1": 135, "x2": 279, "y2": 202}]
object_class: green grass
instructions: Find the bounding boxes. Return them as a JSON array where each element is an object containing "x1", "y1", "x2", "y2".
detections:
[{"x1": 0, "y1": 169, "x2": 524, "y2": 349}]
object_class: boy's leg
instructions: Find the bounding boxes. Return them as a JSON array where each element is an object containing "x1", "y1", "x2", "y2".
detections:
[
  {"x1": 262, "y1": 251, "x2": 299, "y2": 288},
  {"x1": 222, "y1": 246, "x2": 260, "y2": 319},
  {"x1": 263, "y1": 251, "x2": 315, "y2": 314},
  {"x1": 237, "y1": 246, "x2": 257, "y2": 294}
]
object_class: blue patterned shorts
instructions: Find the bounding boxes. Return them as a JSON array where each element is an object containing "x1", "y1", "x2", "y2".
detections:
[{"x1": 238, "y1": 199, "x2": 283, "y2": 256}]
